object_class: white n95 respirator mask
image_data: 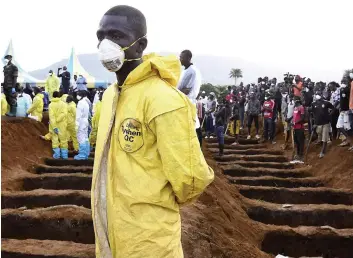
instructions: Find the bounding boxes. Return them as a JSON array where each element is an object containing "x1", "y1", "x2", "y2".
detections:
[{"x1": 98, "y1": 36, "x2": 146, "y2": 72}]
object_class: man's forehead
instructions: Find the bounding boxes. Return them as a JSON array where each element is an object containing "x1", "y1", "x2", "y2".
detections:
[{"x1": 99, "y1": 15, "x2": 130, "y2": 29}]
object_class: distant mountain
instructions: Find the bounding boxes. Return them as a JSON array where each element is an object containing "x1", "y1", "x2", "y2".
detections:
[{"x1": 29, "y1": 52, "x2": 341, "y2": 85}]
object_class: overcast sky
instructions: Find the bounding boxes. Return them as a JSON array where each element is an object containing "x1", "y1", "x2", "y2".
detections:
[{"x1": 0, "y1": 0, "x2": 352, "y2": 80}]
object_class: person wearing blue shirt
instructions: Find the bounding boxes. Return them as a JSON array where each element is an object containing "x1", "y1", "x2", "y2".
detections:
[
  {"x1": 76, "y1": 75, "x2": 88, "y2": 91},
  {"x1": 16, "y1": 87, "x2": 31, "y2": 117}
]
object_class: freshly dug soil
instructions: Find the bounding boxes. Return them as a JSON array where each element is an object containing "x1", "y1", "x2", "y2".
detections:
[
  {"x1": 1, "y1": 117, "x2": 51, "y2": 191},
  {"x1": 180, "y1": 149, "x2": 270, "y2": 258},
  {"x1": 306, "y1": 140, "x2": 353, "y2": 192}
]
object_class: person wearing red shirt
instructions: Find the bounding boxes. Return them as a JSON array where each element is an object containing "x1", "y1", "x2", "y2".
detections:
[
  {"x1": 225, "y1": 86, "x2": 234, "y2": 104},
  {"x1": 288, "y1": 96, "x2": 305, "y2": 163},
  {"x1": 262, "y1": 92, "x2": 276, "y2": 143},
  {"x1": 293, "y1": 75, "x2": 303, "y2": 97}
]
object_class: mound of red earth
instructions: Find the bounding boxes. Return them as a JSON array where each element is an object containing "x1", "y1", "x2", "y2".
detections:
[
  {"x1": 1, "y1": 117, "x2": 51, "y2": 191},
  {"x1": 2, "y1": 118, "x2": 353, "y2": 257}
]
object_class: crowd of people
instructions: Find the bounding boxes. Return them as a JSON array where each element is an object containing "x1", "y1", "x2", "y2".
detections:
[
  {"x1": 195, "y1": 74, "x2": 353, "y2": 163},
  {"x1": 1, "y1": 54, "x2": 105, "y2": 160}
]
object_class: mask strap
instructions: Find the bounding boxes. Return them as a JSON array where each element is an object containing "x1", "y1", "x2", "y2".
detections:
[{"x1": 121, "y1": 35, "x2": 146, "y2": 62}]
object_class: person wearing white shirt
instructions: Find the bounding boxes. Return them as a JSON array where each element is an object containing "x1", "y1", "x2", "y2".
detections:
[{"x1": 178, "y1": 49, "x2": 203, "y2": 146}]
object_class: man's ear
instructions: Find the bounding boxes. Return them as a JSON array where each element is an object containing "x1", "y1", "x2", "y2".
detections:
[{"x1": 137, "y1": 38, "x2": 148, "y2": 54}]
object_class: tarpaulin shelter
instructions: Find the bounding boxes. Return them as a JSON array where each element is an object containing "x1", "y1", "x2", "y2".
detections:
[
  {"x1": 1, "y1": 40, "x2": 45, "y2": 88},
  {"x1": 66, "y1": 48, "x2": 109, "y2": 89}
]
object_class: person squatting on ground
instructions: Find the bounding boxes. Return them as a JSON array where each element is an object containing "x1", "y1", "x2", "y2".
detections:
[
  {"x1": 27, "y1": 87, "x2": 44, "y2": 121},
  {"x1": 246, "y1": 92, "x2": 261, "y2": 139},
  {"x1": 177, "y1": 49, "x2": 202, "y2": 146},
  {"x1": 2, "y1": 54, "x2": 18, "y2": 116},
  {"x1": 45, "y1": 70, "x2": 60, "y2": 101},
  {"x1": 91, "y1": 5, "x2": 214, "y2": 257},
  {"x1": 336, "y1": 78, "x2": 351, "y2": 148},
  {"x1": 205, "y1": 92, "x2": 217, "y2": 138},
  {"x1": 89, "y1": 91, "x2": 102, "y2": 149},
  {"x1": 289, "y1": 96, "x2": 305, "y2": 163},
  {"x1": 49, "y1": 91, "x2": 68, "y2": 159},
  {"x1": 214, "y1": 100, "x2": 231, "y2": 156},
  {"x1": 309, "y1": 91, "x2": 334, "y2": 158},
  {"x1": 262, "y1": 91, "x2": 276, "y2": 144},
  {"x1": 66, "y1": 95, "x2": 79, "y2": 152},
  {"x1": 74, "y1": 90, "x2": 91, "y2": 160}
]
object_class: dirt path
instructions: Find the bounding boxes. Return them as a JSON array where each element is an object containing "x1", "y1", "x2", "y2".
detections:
[{"x1": 208, "y1": 136, "x2": 353, "y2": 257}]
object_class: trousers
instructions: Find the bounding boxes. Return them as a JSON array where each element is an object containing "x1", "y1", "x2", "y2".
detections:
[
  {"x1": 294, "y1": 129, "x2": 305, "y2": 157},
  {"x1": 263, "y1": 118, "x2": 273, "y2": 140}
]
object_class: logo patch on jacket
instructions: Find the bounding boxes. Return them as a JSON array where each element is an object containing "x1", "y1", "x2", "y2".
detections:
[{"x1": 119, "y1": 118, "x2": 144, "y2": 152}]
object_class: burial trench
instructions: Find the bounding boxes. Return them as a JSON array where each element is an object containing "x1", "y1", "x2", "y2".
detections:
[
  {"x1": 2, "y1": 132, "x2": 353, "y2": 257},
  {"x1": 1, "y1": 153, "x2": 96, "y2": 258},
  {"x1": 207, "y1": 136, "x2": 353, "y2": 258}
]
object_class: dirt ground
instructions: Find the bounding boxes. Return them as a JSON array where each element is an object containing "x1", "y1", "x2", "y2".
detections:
[
  {"x1": 274, "y1": 132, "x2": 353, "y2": 192},
  {"x1": 2, "y1": 117, "x2": 353, "y2": 257},
  {"x1": 1, "y1": 117, "x2": 51, "y2": 191}
]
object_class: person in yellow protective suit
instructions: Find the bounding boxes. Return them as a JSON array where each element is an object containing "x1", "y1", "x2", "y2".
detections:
[
  {"x1": 40, "y1": 94, "x2": 70, "y2": 141},
  {"x1": 27, "y1": 87, "x2": 44, "y2": 121},
  {"x1": 60, "y1": 92, "x2": 68, "y2": 102},
  {"x1": 66, "y1": 95, "x2": 79, "y2": 152},
  {"x1": 45, "y1": 70, "x2": 60, "y2": 101},
  {"x1": 91, "y1": 6, "x2": 214, "y2": 258},
  {"x1": 1, "y1": 91, "x2": 9, "y2": 115},
  {"x1": 89, "y1": 91, "x2": 102, "y2": 148},
  {"x1": 49, "y1": 91, "x2": 68, "y2": 159}
]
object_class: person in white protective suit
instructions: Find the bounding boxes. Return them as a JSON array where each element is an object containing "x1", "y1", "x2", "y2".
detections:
[
  {"x1": 177, "y1": 49, "x2": 203, "y2": 146},
  {"x1": 74, "y1": 90, "x2": 91, "y2": 160}
]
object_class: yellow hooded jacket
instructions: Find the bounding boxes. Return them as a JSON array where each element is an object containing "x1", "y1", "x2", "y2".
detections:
[
  {"x1": 61, "y1": 94, "x2": 68, "y2": 102},
  {"x1": 89, "y1": 100, "x2": 102, "y2": 146},
  {"x1": 27, "y1": 93, "x2": 44, "y2": 122},
  {"x1": 91, "y1": 54, "x2": 214, "y2": 258},
  {"x1": 45, "y1": 74, "x2": 60, "y2": 100}
]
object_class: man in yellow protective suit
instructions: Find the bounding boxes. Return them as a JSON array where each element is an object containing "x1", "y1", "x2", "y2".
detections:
[
  {"x1": 91, "y1": 5, "x2": 214, "y2": 258},
  {"x1": 45, "y1": 70, "x2": 60, "y2": 101},
  {"x1": 49, "y1": 91, "x2": 68, "y2": 159},
  {"x1": 89, "y1": 91, "x2": 102, "y2": 148},
  {"x1": 27, "y1": 87, "x2": 44, "y2": 121},
  {"x1": 66, "y1": 95, "x2": 79, "y2": 152}
]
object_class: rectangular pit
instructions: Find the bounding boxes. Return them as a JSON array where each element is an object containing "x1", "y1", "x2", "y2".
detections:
[
  {"x1": 44, "y1": 158, "x2": 94, "y2": 167},
  {"x1": 1, "y1": 207, "x2": 94, "y2": 244},
  {"x1": 247, "y1": 205, "x2": 353, "y2": 229},
  {"x1": 208, "y1": 148, "x2": 284, "y2": 156},
  {"x1": 228, "y1": 176, "x2": 324, "y2": 188},
  {"x1": 207, "y1": 143, "x2": 266, "y2": 150},
  {"x1": 23, "y1": 174, "x2": 92, "y2": 191},
  {"x1": 219, "y1": 160, "x2": 294, "y2": 169},
  {"x1": 1, "y1": 239, "x2": 95, "y2": 258},
  {"x1": 223, "y1": 166, "x2": 308, "y2": 178},
  {"x1": 238, "y1": 186, "x2": 353, "y2": 205},
  {"x1": 2, "y1": 190, "x2": 91, "y2": 209},
  {"x1": 262, "y1": 229, "x2": 353, "y2": 258},
  {"x1": 36, "y1": 165, "x2": 93, "y2": 174},
  {"x1": 206, "y1": 137, "x2": 259, "y2": 145}
]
